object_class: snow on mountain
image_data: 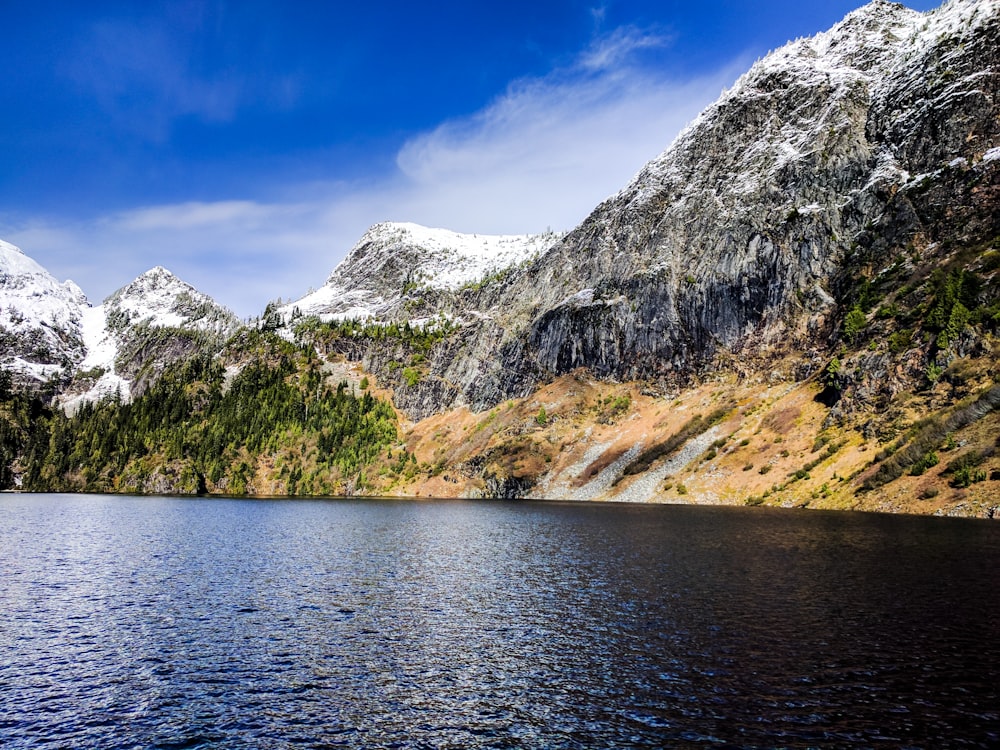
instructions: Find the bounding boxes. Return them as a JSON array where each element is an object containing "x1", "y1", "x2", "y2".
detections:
[
  {"x1": 60, "y1": 266, "x2": 241, "y2": 412},
  {"x1": 292, "y1": 0, "x2": 996, "y2": 420},
  {"x1": 624, "y1": 0, "x2": 994, "y2": 205},
  {"x1": 103, "y1": 266, "x2": 239, "y2": 335},
  {"x1": 0, "y1": 239, "x2": 87, "y2": 383},
  {"x1": 283, "y1": 222, "x2": 562, "y2": 321},
  {"x1": 498, "y1": 0, "x2": 999, "y2": 387}
]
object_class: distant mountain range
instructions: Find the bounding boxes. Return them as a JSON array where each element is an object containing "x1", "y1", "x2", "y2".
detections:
[{"x1": 2, "y1": 0, "x2": 998, "y2": 515}]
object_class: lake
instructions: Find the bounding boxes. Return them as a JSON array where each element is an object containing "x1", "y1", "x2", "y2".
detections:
[{"x1": 1, "y1": 494, "x2": 998, "y2": 748}]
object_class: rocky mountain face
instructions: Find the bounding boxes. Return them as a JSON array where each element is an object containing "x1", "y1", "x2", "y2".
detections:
[
  {"x1": 3, "y1": 0, "x2": 998, "y2": 515},
  {"x1": 61, "y1": 267, "x2": 241, "y2": 411},
  {"x1": 289, "y1": 0, "x2": 997, "y2": 423},
  {"x1": 281, "y1": 222, "x2": 561, "y2": 323},
  {"x1": 0, "y1": 247, "x2": 239, "y2": 409}
]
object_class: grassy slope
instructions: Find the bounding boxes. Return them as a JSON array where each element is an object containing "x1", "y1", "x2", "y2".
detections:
[{"x1": 365, "y1": 351, "x2": 999, "y2": 516}]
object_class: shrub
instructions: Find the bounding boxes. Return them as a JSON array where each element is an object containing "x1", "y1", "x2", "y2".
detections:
[
  {"x1": 843, "y1": 305, "x2": 868, "y2": 344},
  {"x1": 951, "y1": 465, "x2": 987, "y2": 488},
  {"x1": 909, "y1": 451, "x2": 939, "y2": 476},
  {"x1": 861, "y1": 384, "x2": 1000, "y2": 491},
  {"x1": 401, "y1": 367, "x2": 421, "y2": 387}
]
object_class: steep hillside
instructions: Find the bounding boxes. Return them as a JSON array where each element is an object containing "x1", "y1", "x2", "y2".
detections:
[
  {"x1": 282, "y1": 0, "x2": 1000, "y2": 514},
  {"x1": 279, "y1": 1, "x2": 997, "y2": 426},
  {"x1": 477, "y1": 0, "x2": 997, "y2": 407},
  {"x1": 16, "y1": 330, "x2": 399, "y2": 495}
]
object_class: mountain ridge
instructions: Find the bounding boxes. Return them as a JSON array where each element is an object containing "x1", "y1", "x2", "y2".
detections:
[
  {"x1": 2, "y1": 0, "x2": 998, "y2": 514},
  {"x1": 0, "y1": 242, "x2": 240, "y2": 409}
]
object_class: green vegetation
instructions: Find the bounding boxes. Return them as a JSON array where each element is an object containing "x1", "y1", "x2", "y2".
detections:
[
  {"x1": 460, "y1": 267, "x2": 513, "y2": 293},
  {"x1": 942, "y1": 448, "x2": 992, "y2": 488},
  {"x1": 296, "y1": 316, "x2": 459, "y2": 353},
  {"x1": 924, "y1": 268, "x2": 982, "y2": 349},
  {"x1": 17, "y1": 338, "x2": 398, "y2": 495},
  {"x1": 0, "y1": 371, "x2": 44, "y2": 490},
  {"x1": 595, "y1": 393, "x2": 631, "y2": 423},
  {"x1": 908, "y1": 450, "x2": 939, "y2": 476},
  {"x1": 402, "y1": 367, "x2": 422, "y2": 388},
  {"x1": 861, "y1": 384, "x2": 1000, "y2": 492},
  {"x1": 842, "y1": 305, "x2": 867, "y2": 344}
]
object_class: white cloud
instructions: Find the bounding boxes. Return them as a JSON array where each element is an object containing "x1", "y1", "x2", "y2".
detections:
[{"x1": 5, "y1": 29, "x2": 746, "y2": 319}]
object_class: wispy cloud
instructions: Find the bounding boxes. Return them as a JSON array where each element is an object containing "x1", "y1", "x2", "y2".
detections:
[
  {"x1": 577, "y1": 26, "x2": 670, "y2": 71},
  {"x1": 7, "y1": 27, "x2": 745, "y2": 318},
  {"x1": 387, "y1": 26, "x2": 739, "y2": 234}
]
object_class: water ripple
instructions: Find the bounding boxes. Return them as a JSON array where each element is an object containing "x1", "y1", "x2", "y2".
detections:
[{"x1": 1, "y1": 495, "x2": 999, "y2": 748}]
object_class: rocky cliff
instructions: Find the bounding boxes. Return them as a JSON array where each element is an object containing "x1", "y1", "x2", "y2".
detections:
[
  {"x1": 0, "y1": 247, "x2": 240, "y2": 409},
  {"x1": 292, "y1": 0, "x2": 996, "y2": 423},
  {"x1": 61, "y1": 267, "x2": 241, "y2": 411},
  {"x1": 0, "y1": 240, "x2": 88, "y2": 386}
]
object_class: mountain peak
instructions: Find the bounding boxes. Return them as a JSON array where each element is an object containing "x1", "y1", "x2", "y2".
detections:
[
  {"x1": 141, "y1": 265, "x2": 174, "y2": 277},
  {"x1": 285, "y1": 221, "x2": 562, "y2": 321},
  {"x1": 132, "y1": 265, "x2": 183, "y2": 287}
]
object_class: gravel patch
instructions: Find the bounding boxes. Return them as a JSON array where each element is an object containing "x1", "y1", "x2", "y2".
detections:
[{"x1": 605, "y1": 426, "x2": 722, "y2": 504}]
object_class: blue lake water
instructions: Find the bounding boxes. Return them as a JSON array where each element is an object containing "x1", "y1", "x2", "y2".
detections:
[{"x1": 1, "y1": 494, "x2": 998, "y2": 748}]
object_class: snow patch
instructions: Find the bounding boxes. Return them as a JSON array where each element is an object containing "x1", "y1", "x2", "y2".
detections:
[{"x1": 982, "y1": 146, "x2": 1000, "y2": 164}]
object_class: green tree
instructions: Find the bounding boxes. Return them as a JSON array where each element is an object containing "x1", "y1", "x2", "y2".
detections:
[{"x1": 843, "y1": 305, "x2": 867, "y2": 344}]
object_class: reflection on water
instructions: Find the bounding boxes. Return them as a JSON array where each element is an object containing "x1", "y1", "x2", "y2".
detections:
[{"x1": 1, "y1": 494, "x2": 998, "y2": 748}]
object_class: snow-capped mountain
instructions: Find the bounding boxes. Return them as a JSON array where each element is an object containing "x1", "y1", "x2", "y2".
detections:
[
  {"x1": 282, "y1": 222, "x2": 562, "y2": 322},
  {"x1": 61, "y1": 266, "x2": 240, "y2": 411},
  {"x1": 488, "y1": 0, "x2": 997, "y2": 392},
  {"x1": 283, "y1": 0, "x2": 997, "y2": 419},
  {"x1": 0, "y1": 240, "x2": 240, "y2": 407},
  {"x1": 0, "y1": 239, "x2": 88, "y2": 384}
]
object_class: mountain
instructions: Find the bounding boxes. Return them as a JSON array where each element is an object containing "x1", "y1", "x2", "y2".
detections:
[
  {"x1": 333, "y1": 0, "x2": 997, "y2": 417},
  {"x1": 282, "y1": 222, "x2": 562, "y2": 322},
  {"x1": 3, "y1": 0, "x2": 998, "y2": 514},
  {"x1": 0, "y1": 243, "x2": 240, "y2": 408},
  {"x1": 0, "y1": 239, "x2": 87, "y2": 386},
  {"x1": 284, "y1": 0, "x2": 999, "y2": 512},
  {"x1": 283, "y1": 0, "x2": 1000, "y2": 424},
  {"x1": 60, "y1": 266, "x2": 241, "y2": 411}
]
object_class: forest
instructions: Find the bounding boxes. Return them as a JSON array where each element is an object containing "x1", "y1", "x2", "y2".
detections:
[{"x1": 0, "y1": 331, "x2": 401, "y2": 496}]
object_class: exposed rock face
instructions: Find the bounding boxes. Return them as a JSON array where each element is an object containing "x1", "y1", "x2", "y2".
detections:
[
  {"x1": 499, "y1": 2, "x2": 993, "y2": 378},
  {"x1": 391, "y1": 0, "x2": 999, "y2": 416}
]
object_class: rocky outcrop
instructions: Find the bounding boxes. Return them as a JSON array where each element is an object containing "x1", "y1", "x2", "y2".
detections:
[
  {"x1": 97, "y1": 267, "x2": 241, "y2": 399},
  {"x1": 282, "y1": 222, "x2": 561, "y2": 322},
  {"x1": 497, "y1": 2, "x2": 989, "y2": 376}
]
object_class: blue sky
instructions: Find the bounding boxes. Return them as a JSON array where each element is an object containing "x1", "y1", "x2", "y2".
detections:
[{"x1": 1, "y1": 0, "x2": 939, "y2": 318}]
